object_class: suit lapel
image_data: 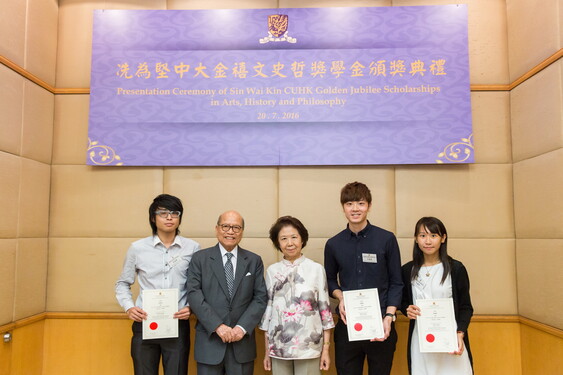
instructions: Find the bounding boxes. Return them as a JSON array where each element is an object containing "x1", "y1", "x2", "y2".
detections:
[
  {"x1": 232, "y1": 248, "x2": 249, "y2": 297},
  {"x1": 210, "y1": 245, "x2": 230, "y2": 299}
]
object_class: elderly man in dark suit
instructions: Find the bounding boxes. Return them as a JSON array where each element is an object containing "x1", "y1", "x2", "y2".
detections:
[{"x1": 187, "y1": 210, "x2": 267, "y2": 375}]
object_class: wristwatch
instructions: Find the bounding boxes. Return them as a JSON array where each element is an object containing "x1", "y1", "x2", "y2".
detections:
[{"x1": 384, "y1": 313, "x2": 396, "y2": 322}]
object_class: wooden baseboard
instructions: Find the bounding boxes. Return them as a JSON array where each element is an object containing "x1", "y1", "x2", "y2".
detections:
[{"x1": 1, "y1": 313, "x2": 561, "y2": 375}]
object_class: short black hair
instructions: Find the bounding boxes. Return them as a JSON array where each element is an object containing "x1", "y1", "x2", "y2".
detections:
[
  {"x1": 269, "y1": 216, "x2": 309, "y2": 251},
  {"x1": 149, "y1": 194, "x2": 183, "y2": 235},
  {"x1": 340, "y1": 181, "x2": 372, "y2": 205}
]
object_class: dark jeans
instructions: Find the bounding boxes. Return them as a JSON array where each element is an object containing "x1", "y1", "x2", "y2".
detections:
[
  {"x1": 131, "y1": 319, "x2": 190, "y2": 375},
  {"x1": 334, "y1": 319, "x2": 397, "y2": 375}
]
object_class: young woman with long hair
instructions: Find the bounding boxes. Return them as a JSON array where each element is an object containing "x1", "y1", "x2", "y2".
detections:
[{"x1": 400, "y1": 217, "x2": 473, "y2": 375}]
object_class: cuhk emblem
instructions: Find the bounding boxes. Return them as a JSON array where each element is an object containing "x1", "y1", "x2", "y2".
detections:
[
  {"x1": 259, "y1": 14, "x2": 297, "y2": 44},
  {"x1": 269, "y1": 15, "x2": 288, "y2": 37}
]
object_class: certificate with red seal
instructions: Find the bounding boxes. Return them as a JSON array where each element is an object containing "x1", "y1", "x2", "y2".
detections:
[
  {"x1": 343, "y1": 288, "x2": 384, "y2": 341},
  {"x1": 416, "y1": 298, "x2": 457, "y2": 352},
  {"x1": 142, "y1": 288, "x2": 179, "y2": 340}
]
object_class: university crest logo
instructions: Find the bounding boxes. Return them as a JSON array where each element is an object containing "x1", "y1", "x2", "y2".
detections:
[{"x1": 259, "y1": 14, "x2": 297, "y2": 44}]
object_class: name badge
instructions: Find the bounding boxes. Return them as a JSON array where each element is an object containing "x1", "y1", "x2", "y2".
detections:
[
  {"x1": 362, "y1": 253, "x2": 377, "y2": 263},
  {"x1": 167, "y1": 255, "x2": 182, "y2": 268}
]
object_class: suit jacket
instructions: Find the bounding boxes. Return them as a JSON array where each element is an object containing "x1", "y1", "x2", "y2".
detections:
[
  {"x1": 400, "y1": 257, "x2": 474, "y2": 374},
  {"x1": 187, "y1": 244, "x2": 267, "y2": 365}
]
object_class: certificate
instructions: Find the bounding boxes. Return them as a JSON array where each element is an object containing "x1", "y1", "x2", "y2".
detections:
[
  {"x1": 416, "y1": 298, "x2": 457, "y2": 352},
  {"x1": 343, "y1": 288, "x2": 384, "y2": 341},
  {"x1": 142, "y1": 288, "x2": 179, "y2": 340}
]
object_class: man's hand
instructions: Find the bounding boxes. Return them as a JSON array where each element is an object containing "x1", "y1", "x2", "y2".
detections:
[
  {"x1": 371, "y1": 315, "x2": 392, "y2": 342},
  {"x1": 126, "y1": 307, "x2": 147, "y2": 322},
  {"x1": 215, "y1": 324, "x2": 233, "y2": 343},
  {"x1": 338, "y1": 299, "x2": 347, "y2": 325},
  {"x1": 332, "y1": 290, "x2": 347, "y2": 324},
  {"x1": 231, "y1": 326, "x2": 245, "y2": 342},
  {"x1": 173, "y1": 306, "x2": 191, "y2": 320}
]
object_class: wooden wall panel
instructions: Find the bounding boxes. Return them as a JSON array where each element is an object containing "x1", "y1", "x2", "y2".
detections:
[
  {"x1": 470, "y1": 319, "x2": 522, "y2": 375},
  {"x1": 43, "y1": 319, "x2": 137, "y2": 375},
  {"x1": 0, "y1": 337, "x2": 11, "y2": 375},
  {"x1": 36, "y1": 316, "x2": 541, "y2": 375},
  {"x1": 11, "y1": 320, "x2": 44, "y2": 375},
  {"x1": 4, "y1": 314, "x2": 562, "y2": 375},
  {"x1": 521, "y1": 323, "x2": 563, "y2": 375},
  {"x1": 390, "y1": 320, "x2": 409, "y2": 375}
]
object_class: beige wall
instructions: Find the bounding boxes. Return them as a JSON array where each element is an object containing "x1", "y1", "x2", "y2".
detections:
[
  {"x1": 46, "y1": 0, "x2": 522, "y2": 318},
  {"x1": 507, "y1": 0, "x2": 563, "y2": 330},
  {"x1": 0, "y1": 0, "x2": 562, "y2": 373},
  {"x1": 0, "y1": 0, "x2": 57, "y2": 324},
  {"x1": 47, "y1": 0, "x2": 518, "y2": 320}
]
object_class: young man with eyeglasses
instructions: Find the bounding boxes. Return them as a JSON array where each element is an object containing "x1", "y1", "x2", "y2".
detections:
[
  {"x1": 116, "y1": 194, "x2": 201, "y2": 375},
  {"x1": 187, "y1": 210, "x2": 267, "y2": 375}
]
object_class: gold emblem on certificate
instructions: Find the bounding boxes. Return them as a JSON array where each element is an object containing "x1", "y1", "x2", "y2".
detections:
[
  {"x1": 142, "y1": 289, "x2": 179, "y2": 340},
  {"x1": 416, "y1": 298, "x2": 457, "y2": 352},
  {"x1": 343, "y1": 288, "x2": 384, "y2": 341}
]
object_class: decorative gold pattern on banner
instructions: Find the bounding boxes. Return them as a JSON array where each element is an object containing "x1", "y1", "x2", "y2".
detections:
[
  {"x1": 436, "y1": 134, "x2": 473, "y2": 163},
  {"x1": 87, "y1": 138, "x2": 123, "y2": 166}
]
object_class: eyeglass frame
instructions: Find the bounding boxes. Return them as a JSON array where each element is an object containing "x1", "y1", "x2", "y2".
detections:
[
  {"x1": 154, "y1": 210, "x2": 182, "y2": 218},
  {"x1": 218, "y1": 224, "x2": 243, "y2": 233}
]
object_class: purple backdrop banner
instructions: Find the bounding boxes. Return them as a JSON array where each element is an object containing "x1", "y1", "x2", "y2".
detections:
[{"x1": 88, "y1": 5, "x2": 473, "y2": 166}]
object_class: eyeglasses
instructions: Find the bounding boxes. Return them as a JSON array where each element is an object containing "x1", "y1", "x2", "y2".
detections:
[
  {"x1": 219, "y1": 224, "x2": 243, "y2": 233},
  {"x1": 155, "y1": 210, "x2": 181, "y2": 218}
]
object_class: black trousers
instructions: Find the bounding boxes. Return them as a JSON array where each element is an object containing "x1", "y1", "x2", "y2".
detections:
[
  {"x1": 131, "y1": 319, "x2": 190, "y2": 375},
  {"x1": 334, "y1": 319, "x2": 397, "y2": 375}
]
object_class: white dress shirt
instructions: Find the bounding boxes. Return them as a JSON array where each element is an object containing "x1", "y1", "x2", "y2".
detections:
[
  {"x1": 219, "y1": 243, "x2": 238, "y2": 270},
  {"x1": 115, "y1": 235, "x2": 201, "y2": 312}
]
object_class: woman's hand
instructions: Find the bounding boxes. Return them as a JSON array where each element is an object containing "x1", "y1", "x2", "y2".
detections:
[
  {"x1": 451, "y1": 331, "x2": 465, "y2": 356},
  {"x1": 263, "y1": 354, "x2": 272, "y2": 371},
  {"x1": 263, "y1": 334, "x2": 272, "y2": 371},
  {"x1": 320, "y1": 345, "x2": 330, "y2": 371},
  {"x1": 406, "y1": 305, "x2": 421, "y2": 320}
]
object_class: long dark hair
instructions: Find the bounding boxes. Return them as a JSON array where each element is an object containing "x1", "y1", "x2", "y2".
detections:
[{"x1": 410, "y1": 217, "x2": 451, "y2": 284}]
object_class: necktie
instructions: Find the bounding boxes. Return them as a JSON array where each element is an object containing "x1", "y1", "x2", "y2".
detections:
[{"x1": 225, "y1": 252, "x2": 234, "y2": 297}]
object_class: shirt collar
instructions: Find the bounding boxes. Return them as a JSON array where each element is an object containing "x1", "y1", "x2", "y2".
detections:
[
  {"x1": 152, "y1": 235, "x2": 182, "y2": 248},
  {"x1": 281, "y1": 254, "x2": 306, "y2": 267},
  {"x1": 346, "y1": 221, "x2": 372, "y2": 237},
  {"x1": 219, "y1": 243, "x2": 238, "y2": 258}
]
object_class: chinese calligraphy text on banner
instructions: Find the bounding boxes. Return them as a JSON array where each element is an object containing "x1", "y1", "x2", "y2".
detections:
[{"x1": 88, "y1": 6, "x2": 472, "y2": 166}]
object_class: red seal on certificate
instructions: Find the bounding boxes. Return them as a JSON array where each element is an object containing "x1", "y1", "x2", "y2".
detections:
[
  {"x1": 149, "y1": 322, "x2": 158, "y2": 330},
  {"x1": 426, "y1": 333, "x2": 435, "y2": 343},
  {"x1": 354, "y1": 323, "x2": 363, "y2": 331}
]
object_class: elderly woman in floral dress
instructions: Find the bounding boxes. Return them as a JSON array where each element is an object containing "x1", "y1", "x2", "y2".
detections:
[{"x1": 260, "y1": 216, "x2": 335, "y2": 375}]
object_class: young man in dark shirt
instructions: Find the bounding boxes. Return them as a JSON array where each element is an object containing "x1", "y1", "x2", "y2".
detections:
[{"x1": 324, "y1": 182, "x2": 403, "y2": 375}]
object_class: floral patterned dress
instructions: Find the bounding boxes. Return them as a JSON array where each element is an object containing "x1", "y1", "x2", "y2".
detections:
[{"x1": 260, "y1": 255, "x2": 335, "y2": 360}]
